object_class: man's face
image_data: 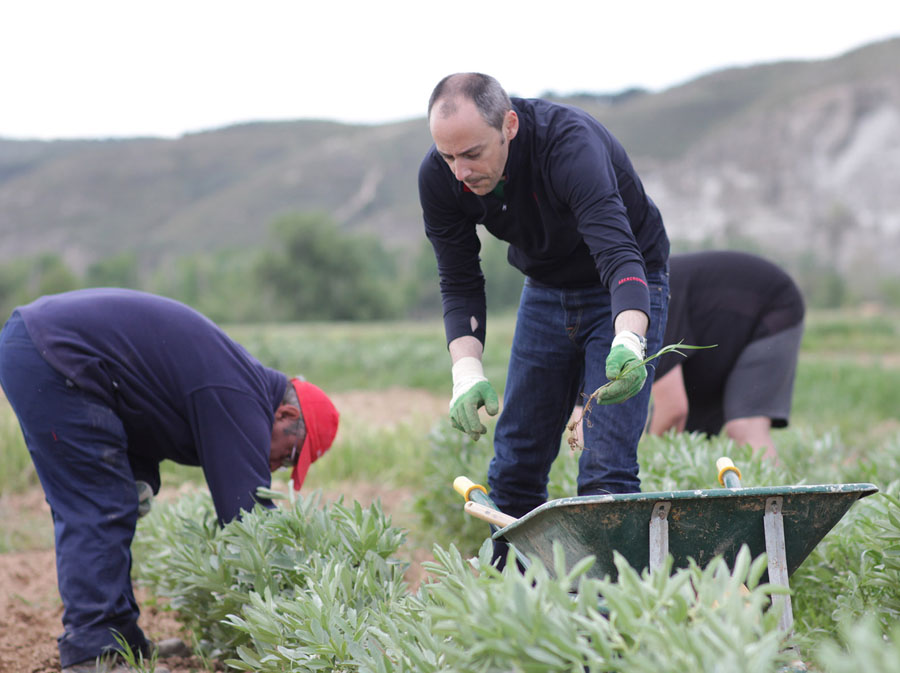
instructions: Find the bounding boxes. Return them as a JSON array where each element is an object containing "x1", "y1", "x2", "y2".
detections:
[
  {"x1": 429, "y1": 98, "x2": 518, "y2": 196},
  {"x1": 269, "y1": 403, "x2": 303, "y2": 472}
]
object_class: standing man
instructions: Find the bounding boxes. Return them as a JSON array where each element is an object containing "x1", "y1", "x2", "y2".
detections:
[
  {"x1": 648, "y1": 250, "x2": 805, "y2": 460},
  {"x1": 419, "y1": 73, "x2": 669, "y2": 533},
  {"x1": 0, "y1": 288, "x2": 339, "y2": 673}
]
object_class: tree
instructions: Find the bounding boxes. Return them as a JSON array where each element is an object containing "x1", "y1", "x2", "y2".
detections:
[
  {"x1": 86, "y1": 252, "x2": 140, "y2": 288},
  {"x1": 255, "y1": 213, "x2": 403, "y2": 321},
  {"x1": 148, "y1": 249, "x2": 268, "y2": 323},
  {"x1": 406, "y1": 230, "x2": 527, "y2": 320},
  {"x1": 30, "y1": 254, "x2": 79, "y2": 298},
  {"x1": 0, "y1": 259, "x2": 32, "y2": 319},
  {"x1": 405, "y1": 239, "x2": 442, "y2": 318}
]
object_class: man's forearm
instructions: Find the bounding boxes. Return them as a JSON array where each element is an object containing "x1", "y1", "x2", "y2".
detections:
[
  {"x1": 449, "y1": 335, "x2": 484, "y2": 364},
  {"x1": 614, "y1": 309, "x2": 649, "y2": 336}
]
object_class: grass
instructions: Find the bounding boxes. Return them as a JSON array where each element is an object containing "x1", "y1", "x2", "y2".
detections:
[
  {"x1": 1, "y1": 307, "x2": 898, "y2": 494},
  {"x1": 222, "y1": 317, "x2": 515, "y2": 394},
  {"x1": 156, "y1": 414, "x2": 444, "y2": 498},
  {"x1": 3, "y1": 308, "x2": 900, "y2": 670},
  {"x1": 128, "y1": 433, "x2": 900, "y2": 672},
  {"x1": 305, "y1": 422, "x2": 431, "y2": 486},
  {"x1": 800, "y1": 309, "x2": 900, "y2": 354},
  {"x1": 1, "y1": 307, "x2": 898, "y2": 535}
]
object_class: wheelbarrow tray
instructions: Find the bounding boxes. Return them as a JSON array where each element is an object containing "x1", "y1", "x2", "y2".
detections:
[{"x1": 493, "y1": 483, "x2": 878, "y2": 581}]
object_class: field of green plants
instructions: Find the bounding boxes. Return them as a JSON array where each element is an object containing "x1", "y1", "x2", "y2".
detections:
[{"x1": 2, "y1": 309, "x2": 899, "y2": 672}]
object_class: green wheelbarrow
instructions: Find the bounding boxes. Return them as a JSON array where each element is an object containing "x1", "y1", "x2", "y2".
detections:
[{"x1": 455, "y1": 458, "x2": 878, "y2": 634}]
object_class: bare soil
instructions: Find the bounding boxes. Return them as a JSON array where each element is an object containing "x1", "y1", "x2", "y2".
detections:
[{"x1": 0, "y1": 387, "x2": 448, "y2": 673}]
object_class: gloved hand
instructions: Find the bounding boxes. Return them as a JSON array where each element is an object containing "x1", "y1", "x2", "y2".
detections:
[
  {"x1": 595, "y1": 331, "x2": 648, "y2": 405},
  {"x1": 136, "y1": 480, "x2": 154, "y2": 518},
  {"x1": 449, "y1": 356, "x2": 500, "y2": 441}
]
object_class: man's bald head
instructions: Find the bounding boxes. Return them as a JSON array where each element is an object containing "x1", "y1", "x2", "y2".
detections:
[{"x1": 428, "y1": 73, "x2": 512, "y2": 131}]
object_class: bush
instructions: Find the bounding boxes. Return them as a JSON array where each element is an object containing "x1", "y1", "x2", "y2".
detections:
[
  {"x1": 255, "y1": 213, "x2": 403, "y2": 321},
  {"x1": 133, "y1": 489, "x2": 407, "y2": 662}
]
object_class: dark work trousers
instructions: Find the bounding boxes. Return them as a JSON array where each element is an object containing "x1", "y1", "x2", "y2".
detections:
[
  {"x1": 488, "y1": 269, "x2": 669, "y2": 568},
  {"x1": 489, "y1": 270, "x2": 669, "y2": 514},
  {"x1": 0, "y1": 311, "x2": 149, "y2": 667}
]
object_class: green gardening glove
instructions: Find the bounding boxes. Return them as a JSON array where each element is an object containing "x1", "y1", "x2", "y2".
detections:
[
  {"x1": 449, "y1": 357, "x2": 500, "y2": 441},
  {"x1": 595, "y1": 331, "x2": 648, "y2": 405}
]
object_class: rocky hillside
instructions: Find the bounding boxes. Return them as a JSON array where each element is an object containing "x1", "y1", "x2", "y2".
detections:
[
  {"x1": 636, "y1": 37, "x2": 900, "y2": 295},
  {"x1": 1, "y1": 37, "x2": 898, "y2": 292}
]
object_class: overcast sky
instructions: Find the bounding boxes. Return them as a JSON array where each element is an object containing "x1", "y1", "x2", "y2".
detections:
[{"x1": 2, "y1": 1, "x2": 899, "y2": 140}]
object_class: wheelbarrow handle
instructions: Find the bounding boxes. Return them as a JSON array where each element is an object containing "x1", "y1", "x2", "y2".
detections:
[
  {"x1": 716, "y1": 457, "x2": 743, "y2": 488},
  {"x1": 453, "y1": 476, "x2": 499, "y2": 509},
  {"x1": 464, "y1": 501, "x2": 518, "y2": 528},
  {"x1": 453, "y1": 476, "x2": 486, "y2": 500}
]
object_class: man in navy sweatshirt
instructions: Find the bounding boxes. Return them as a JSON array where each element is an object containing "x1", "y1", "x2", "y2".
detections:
[
  {"x1": 0, "y1": 288, "x2": 339, "y2": 672},
  {"x1": 419, "y1": 73, "x2": 669, "y2": 551}
]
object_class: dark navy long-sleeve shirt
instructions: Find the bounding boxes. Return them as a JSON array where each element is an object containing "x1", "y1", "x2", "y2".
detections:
[
  {"x1": 654, "y1": 251, "x2": 806, "y2": 381},
  {"x1": 419, "y1": 97, "x2": 669, "y2": 345},
  {"x1": 16, "y1": 288, "x2": 287, "y2": 524}
]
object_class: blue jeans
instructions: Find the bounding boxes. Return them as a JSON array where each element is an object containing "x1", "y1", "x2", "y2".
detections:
[
  {"x1": 0, "y1": 312, "x2": 149, "y2": 667},
  {"x1": 488, "y1": 270, "x2": 669, "y2": 519}
]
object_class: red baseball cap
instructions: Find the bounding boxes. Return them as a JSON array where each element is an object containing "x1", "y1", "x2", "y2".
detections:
[{"x1": 290, "y1": 378, "x2": 340, "y2": 490}]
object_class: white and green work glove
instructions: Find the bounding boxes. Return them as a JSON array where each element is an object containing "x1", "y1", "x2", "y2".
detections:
[
  {"x1": 136, "y1": 480, "x2": 154, "y2": 518},
  {"x1": 449, "y1": 356, "x2": 500, "y2": 441},
  {"x1": 595, "y1": 331, "x2": 648, "y2": 405}
]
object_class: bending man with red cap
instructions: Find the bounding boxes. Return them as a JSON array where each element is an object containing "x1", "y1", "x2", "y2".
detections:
[{"x1": 0, "y1": 288, "x2": 339, "y2": 673}]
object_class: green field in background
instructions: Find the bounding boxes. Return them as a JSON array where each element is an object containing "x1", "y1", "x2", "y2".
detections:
[{"x1": 1, "y1": 308, "x2": 898, "y2": 522}]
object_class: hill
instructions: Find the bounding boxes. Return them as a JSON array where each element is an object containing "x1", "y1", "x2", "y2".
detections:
[{"x1": 1, "y1": 37, "x2": 899, "y2": 298}]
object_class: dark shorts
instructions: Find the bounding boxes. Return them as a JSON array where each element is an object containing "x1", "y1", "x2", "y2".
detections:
[{"x1": 722, "y1": 322, "x2": 804, "y2": 428}]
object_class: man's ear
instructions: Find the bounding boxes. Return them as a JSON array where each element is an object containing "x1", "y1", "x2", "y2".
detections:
[
  {"x1": 504, "y1": 110, "x2": 519, "y2": 142},
  {"x1": 275, "y1": 403, "x2": 301, "y2": 422}
]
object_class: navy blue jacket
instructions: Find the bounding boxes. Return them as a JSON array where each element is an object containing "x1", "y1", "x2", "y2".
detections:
[
  {"x1": 17, "y1": 288, "x2": 287, "y2": 524},
  {"x1": 419, "y1": 97, "x2": 669, "y2": 345}
]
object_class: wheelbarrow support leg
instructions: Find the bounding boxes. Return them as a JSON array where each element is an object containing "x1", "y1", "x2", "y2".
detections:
[
  {"x1": 648, "y1": 501, "x2": 671, "y2": 572},
  {"x1": 763, "y1": 496, "x2": 794, "y2": 634}
]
